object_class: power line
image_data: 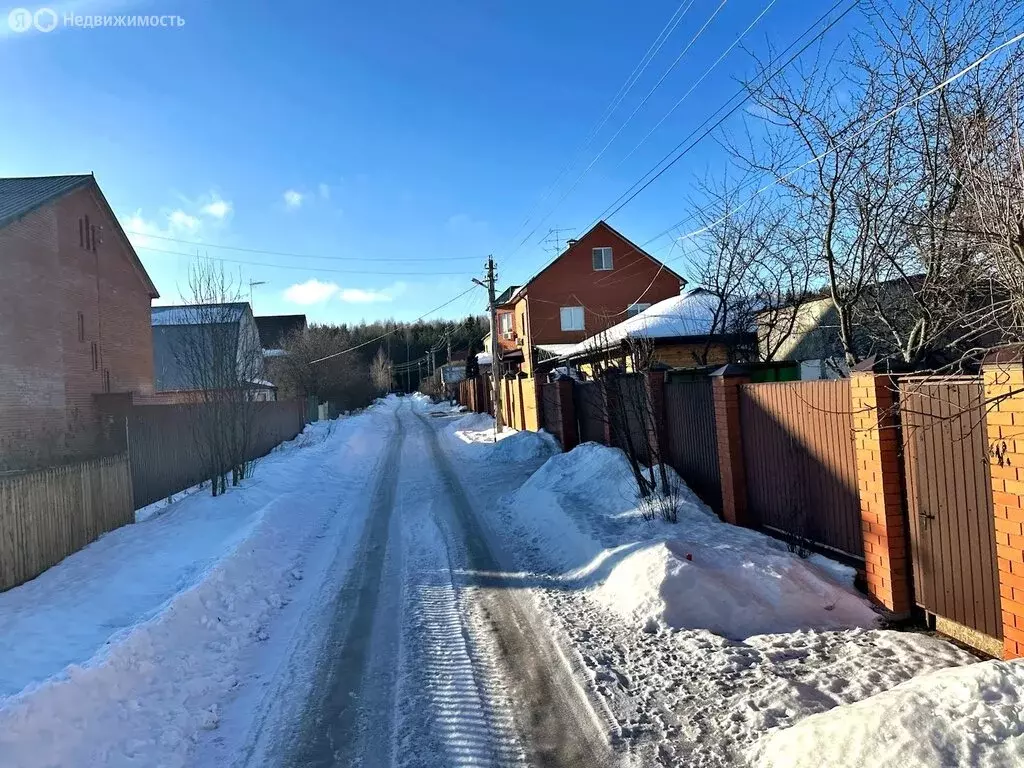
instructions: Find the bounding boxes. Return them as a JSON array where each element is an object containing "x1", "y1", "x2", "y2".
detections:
[
  {"x1": 126, "y1": 231, "x2": 483, "y2": 262},
  {"x1": 614, "y1": 0, "x2": 779, "y2": 170},
  {"x1": 498, "y1": 0, "x2": 694, "y2": 257},
  {"x1": 660, "y1": 27, "x2": 1024, "y2": 258},
  {"x1": 135, "y1": 244, "x2": 476, "y2": 277},
  {"x1": 594, "y1": 0, "x2": 859, "y2": 227},
  {"x1": 506, "y1": 0, "x2": 727, "y2": 262},
  {"x1": 308, "y1": 284, "x2": 482, "y2": 365}
]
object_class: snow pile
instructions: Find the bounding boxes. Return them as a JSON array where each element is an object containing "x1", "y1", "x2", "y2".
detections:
[
  {"x1": 0, "y1": 408, "x2": 385, "y2": 768},
  {"x1": 502, "y1": 442, "x2": 877, "y2": 638},
  {"x1": 445, "y1": 413, "x2": 560, "y2": 463},
  {"x1": 749, "y1": 659, "x2": 1024, "y2": 768},
  {"x1": 591, "y1": 539, "x2": 877, "y2": 638}
]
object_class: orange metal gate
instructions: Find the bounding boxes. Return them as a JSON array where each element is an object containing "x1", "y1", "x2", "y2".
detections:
[{"x1": 900, "y1": 378, "x2": 1002, "y2": 640}]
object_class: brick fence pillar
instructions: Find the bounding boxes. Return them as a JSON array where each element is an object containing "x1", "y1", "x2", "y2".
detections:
[
  {"x1": 982, "y1": 347, "x2": 1024, "y2": 659},
  {"x1": 850, "y1": 368, "x2": 911, "y2": 615},
  {"x1": 645, "y1": 366, "x2": 668, "y2": 461},
  {"x1": 554, "y1": 378, "x2": 578, "y2": 450},
  {"x1": 711, "y1": 365, "x2": 750, "y2": 527}
]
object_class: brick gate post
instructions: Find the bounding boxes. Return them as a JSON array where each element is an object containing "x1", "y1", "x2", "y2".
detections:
[
  {"x1": 850, "y1": 366, "x2": 911, "y2": 615},
  {"x1": 711, "y1": 365, "x2": 750, "y2": 527},
  {"x1": 982, "y1": 346, "x2": 1024, "y2": 659}
]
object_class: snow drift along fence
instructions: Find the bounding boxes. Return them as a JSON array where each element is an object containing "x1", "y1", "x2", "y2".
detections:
[
  {"x1": 0, "y1": 453, "x2": 133, "y2": 592},
  {"x1": 127, "y1": 399, "x2": 306, "y2": 509}
]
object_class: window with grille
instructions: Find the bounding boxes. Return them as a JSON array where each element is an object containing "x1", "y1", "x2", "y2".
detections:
[
  {"x1": 592, "y1": 247, "x2": 613, "y2": 271},
  {"x1": 560, "y1": 306, "x2": 584, "y2": 331}
]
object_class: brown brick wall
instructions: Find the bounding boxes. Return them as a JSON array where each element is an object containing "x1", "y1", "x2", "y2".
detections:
[
  {"x1": 983, "y1": 362, "x2": 1024, "y2": 659},
  {"x1": 524, "y1": 222, "x2": 682, "y2": 346},
  {"x1": 712, "y1": 370, "x2": 749, "y2": 526},
  {"x1": 0, "y1": 186, "x2": 156, "y2": 462},
  {"x1": 850, "y1": 372, "x2": 911, "y2": 614}
]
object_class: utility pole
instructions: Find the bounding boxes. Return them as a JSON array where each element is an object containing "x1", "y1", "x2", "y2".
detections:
[
  {"x1": 473, "y1": 257, "x2": 503, "y2": 436},
  {"x1": 446, "y1": 329, "x2": 452, "y2": 365},
  {"x1": 405, "y1": 331, "x2": 411, "y2": 393}
]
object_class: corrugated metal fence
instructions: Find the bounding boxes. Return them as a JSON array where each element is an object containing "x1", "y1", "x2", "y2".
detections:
[
  {"x1": 739, "y1": 380, "x2": 863, "y2": 559},
  {"x1": 664, "y1": 379, "x2": 721, "y2": 513},
  {"x1": 0, "y1": 453, "x2": 133, "y2": 591},
  {"x1": 128, "y1": 400, "x2": 306, "y2": 509}
]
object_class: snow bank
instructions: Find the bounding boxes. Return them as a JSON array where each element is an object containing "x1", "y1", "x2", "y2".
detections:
[
  {"x1": 0, "y1": 408, "x2": 384, "y2": 767},
  {"x1": 749, "y1": 659, "x2": 1024, "y2": 768},
  {"x1": 503, "y1": 442, "x2": 877, "y2": 638},
  {"x1": 445, "y1": 412, "x2": 560, "y2": 464}
]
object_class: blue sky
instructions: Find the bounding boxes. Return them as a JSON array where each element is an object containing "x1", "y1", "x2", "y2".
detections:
[{"x1": 0, "y1": 0, "x2": 858, "y2": 324}]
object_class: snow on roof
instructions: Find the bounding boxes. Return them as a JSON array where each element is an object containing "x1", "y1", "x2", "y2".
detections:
[
  {"x1": 476, "y1": 352, "x2": 493, "y2": 365},
  {"x1": 536, "y1": 343, "x2": 578, "y2": 357},
  {"x1": 563, "y1": 289, "x2": 723, "y2": 357},
  {"x1": 151, "y1": 303, "x2": 247, "y2": 326}
]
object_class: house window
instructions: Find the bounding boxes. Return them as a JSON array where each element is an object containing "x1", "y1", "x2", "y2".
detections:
[
  {"x1": 560, "y1": 306, "x2": 585, "y2": 331},
  {"x1": 103, "y1": 369, "x2": 111, "y2": 393},
  {"x1": 91, "y1": 341, "x2": 99, "y2": 370},
  {"x1": 84, "y1": 215, "x2": 91, "y2": 251},
  {"x1": 79, "y1": 218, "x2": 85, "y2": 248},
  {"x1": 592, "y1": 247, "x2": 613, "y2": 271},
  {"x1": 498, "y1": 312, "x2": 513, "y2": 338},
  {"x1": 626, "y1": 303, "x2": 651, "y2": 318},
  {"x1": 77, "y1": 312, "x2": 85, "y2": 342}
]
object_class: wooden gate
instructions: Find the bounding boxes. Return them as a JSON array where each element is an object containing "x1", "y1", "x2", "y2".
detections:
[{"x1": 900, "y1": 377, "x2": 1002, "y2": 640}]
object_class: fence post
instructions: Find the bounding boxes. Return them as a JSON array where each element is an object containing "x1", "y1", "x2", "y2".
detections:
[
  {"x1": 711, "y1": 365, "x2": 750, "y2": 527},
  {"x1": 555, "y1": 378, "x2": 578, "y2": 450},
  {"x1": 849, "y1": 365, "x2": 911, "y2": 616},
  {"x1": 645, "y1": 365, "x2": 669, "y2": 463},
  {"x1": 983, "y1": 347, "x2": 1024, "y2": 659}
]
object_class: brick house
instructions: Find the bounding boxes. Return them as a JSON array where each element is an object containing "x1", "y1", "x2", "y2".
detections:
[
  {"x1": 490, "y1": 221, "x2": 685, "y2": 377},
  {"x1": 0, "y1": 175, "x2": 160, "y2": 467}
]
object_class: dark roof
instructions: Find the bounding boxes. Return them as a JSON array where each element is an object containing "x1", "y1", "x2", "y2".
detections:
[
  {"x1": 153, "y1": 323, "x2": 241, "y2": 391},
  {"x1": 255, "y1": 314, "x2": 307, "y2": 349},
  {"x1": 495, "y1": 285, "x2": 521, "y2": 306},
  {"x1": 0, "y1": 175, "x2": 92, "y2": 229}
]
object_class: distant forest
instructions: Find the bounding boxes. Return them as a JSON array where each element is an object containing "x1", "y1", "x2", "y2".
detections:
[{"x1": 269, "y1": 314, "x2": 488, "y2": 407}]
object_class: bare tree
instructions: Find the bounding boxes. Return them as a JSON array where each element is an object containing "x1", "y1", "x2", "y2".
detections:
[
  {"x1": 272, "y1": 325, "x2": 376, "y2": 410},
  {"x1": 169, "y1": 261, "x2": 265, "y2": 496},
  {"x1": 370, "y1": 347, "x2": 392, "y2": 393}
]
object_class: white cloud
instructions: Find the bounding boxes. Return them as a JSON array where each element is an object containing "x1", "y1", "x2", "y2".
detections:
[
  {"x1": 338, "y1": 281, "x2": 407, "y2": 304},
  {"x1": 168, "y1": 210, "x2": 199, "y2": 230},
  {"x1": 284, "y1": 279, "x2": 340, "y2": 305},
  {"x1": 201, "y1": 197, "x2": 232, "y2": 219},
  {"x1": 318, "y1": 183, "x2": 331, "y2": 200},
  {"x1": 283, "y1": 189, "x2": 304, "y2": 209}
]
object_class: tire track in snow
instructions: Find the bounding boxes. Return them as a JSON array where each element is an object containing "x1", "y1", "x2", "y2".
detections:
[
  {"x1": 413, "y1": 410, "x2": 621, "y2": 768},
  {"x1": 284, "y1": 404, "x2": 406, "y2": 767}
]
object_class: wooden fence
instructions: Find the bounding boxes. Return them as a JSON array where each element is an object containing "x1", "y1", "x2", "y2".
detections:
[
  {"x1": 127, "y1": 399, "x2": 306, "y2": 509},
  {"x1": 0, "y1": 453, "x2": 133, "y2": 591},
  {"x1": 739, "y1": 380, "x2": 863, "y2": 559}
]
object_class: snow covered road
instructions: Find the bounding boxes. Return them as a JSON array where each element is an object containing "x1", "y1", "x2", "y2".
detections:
[{"x1": 2, "y1": 393, "x2": 1021, "y2": 767}]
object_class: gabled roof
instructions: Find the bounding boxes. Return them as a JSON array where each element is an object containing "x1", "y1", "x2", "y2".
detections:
[
  {"x1": 151, "y1": 302, "x2": 248, "y2": 326},
  {"x1": 0, "y1": 173, "x2": 160, "y2": 299},
  {"x1": 255, "y1": 314, "x2": 307, "y2": 349},
  {"x1": 0, "y1": 175, "x2": 92, "y2": 229},
  {"x1": 503, "y1": 220, "x2": 686, "y2": 303}
]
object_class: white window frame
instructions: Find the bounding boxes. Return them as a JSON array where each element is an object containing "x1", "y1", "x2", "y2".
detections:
[
  {"x1": 592, "y1": 246, "x2": 613, "y2": 271},
  {"x1": 560, "y1": 306, "x2": 585, "y2": 331},
  {"x1": 626, "y1": 302, "x2": 652, "y2": 318},
  {"x1": 498, "y1": 312, "x2": 514, "y2": 338}
]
